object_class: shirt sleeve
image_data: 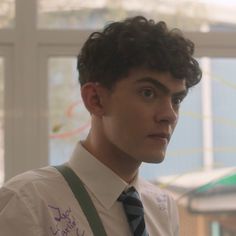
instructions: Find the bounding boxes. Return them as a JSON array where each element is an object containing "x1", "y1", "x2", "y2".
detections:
[{"x1": 0, "y1": 187, "x2": 41, "y2": 236}]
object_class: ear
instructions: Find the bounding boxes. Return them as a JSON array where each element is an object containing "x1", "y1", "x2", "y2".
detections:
[{"x1": 81, "y1": 83, "x2": 108, "y2": 117}]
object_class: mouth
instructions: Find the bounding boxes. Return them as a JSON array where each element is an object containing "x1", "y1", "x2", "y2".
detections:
[{"x1": 147, "y1": 133, "x2": 170, "y2": 143}]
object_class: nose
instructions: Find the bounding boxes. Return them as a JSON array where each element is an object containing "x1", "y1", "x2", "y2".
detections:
[{"x1": 154, "y1": 99, "x2": 178, "y2": 125}]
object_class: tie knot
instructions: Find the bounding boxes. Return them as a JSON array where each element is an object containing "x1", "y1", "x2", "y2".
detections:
[
  {"x1": 118, "y1": 186, "x2": 140, "y2": 200},
  {"x1": 118, "y1": 187, "x2": 149, "y2": 236},
  {"x1": 118, "y1": 186, "x2": 144, "y2": 213}
]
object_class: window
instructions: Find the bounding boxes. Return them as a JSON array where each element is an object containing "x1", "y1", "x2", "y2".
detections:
[
  {"x1": 210, "y1": 221, "x2": 221, "y2": 236},
  {"x1": 0, "y1": 0, "x2": 15, "y2": 28},
  {"x1": 37, "y1": 0, "x2": 236, "y2": 31}
]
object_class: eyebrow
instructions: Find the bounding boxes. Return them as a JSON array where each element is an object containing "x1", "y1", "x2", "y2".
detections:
[{"x1": 135, "y1": 77, "x2": 188, "y2": 97}]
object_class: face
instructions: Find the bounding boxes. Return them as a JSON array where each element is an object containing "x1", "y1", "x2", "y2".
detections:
[{"x1": 100, "y1": 68, "x2": 187, "y2": 164}]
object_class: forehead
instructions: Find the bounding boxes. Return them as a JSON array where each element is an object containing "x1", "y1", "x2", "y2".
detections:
[{"x1": 116, "y1": 68, "x2": 186, "y2": 93}]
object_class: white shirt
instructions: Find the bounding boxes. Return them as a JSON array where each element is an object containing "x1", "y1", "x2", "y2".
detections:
[{"x1": 0, "y1": 142, "x2": 179, "y2": 236}]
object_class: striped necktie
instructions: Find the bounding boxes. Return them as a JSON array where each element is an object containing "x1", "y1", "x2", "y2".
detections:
[{"x1": 118, "y1": 187, "x2": 149, "y2": 236}]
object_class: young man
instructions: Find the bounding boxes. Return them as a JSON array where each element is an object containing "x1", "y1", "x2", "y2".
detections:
[{"x1": 0, "y1": 16, "x2": 201, "y2": 235}]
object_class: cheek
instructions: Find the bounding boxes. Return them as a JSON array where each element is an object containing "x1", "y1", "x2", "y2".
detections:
[
  {"x1": 104, "y1": 107, "x2": 143, "y2": 140},
  {"x1": 105, "y1": 114, "x2": 138, "y2": 138},
  {"x1": 103, "y1": 97, "x2": 153, "y2": 139},
  {"x1": 119, "y1": 104, "x2": 148, "y2": 126},
  {"x1": 110, "y1": 109, "x2": 149, "y2": 141}
]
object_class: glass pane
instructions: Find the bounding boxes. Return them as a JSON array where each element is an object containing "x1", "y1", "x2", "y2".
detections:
[
  {"x1": 0, "y1": 0, "x2": 15, "y2": 28},
  {"x1": 211, "y1": 58, "x2": 236, "y2": 168},
  {"x1": 38, "y1": 0, "x2": 236, "y2": 31},
  {"x1": 0, "y1": 58, "x2": 4, "y2": 186},
  {"x1": 49, "y1": 58, "x2": 90, "y2": 165}
]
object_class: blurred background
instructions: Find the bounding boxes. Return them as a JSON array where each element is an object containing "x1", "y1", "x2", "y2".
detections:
[{"x1": 0, "y1": 0, "x2": 236, "y2": 235}]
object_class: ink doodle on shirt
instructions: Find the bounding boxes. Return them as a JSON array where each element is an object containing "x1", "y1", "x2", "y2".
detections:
[
  {"x1": 48, "y1": 205, "x2": 85, "y2": 236},
  {"x1": 156, "y1": 193, "x2": 167, "y2": 211}
]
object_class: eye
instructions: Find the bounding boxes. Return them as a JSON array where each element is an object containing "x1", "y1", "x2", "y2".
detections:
[{"x1": 140, "y1": 88, "x2": 156, "y2": 100}]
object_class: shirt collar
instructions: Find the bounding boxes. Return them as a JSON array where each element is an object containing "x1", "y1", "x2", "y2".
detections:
[{"x1": 68, "y1": 142, "x2": 140, "y2": 210}]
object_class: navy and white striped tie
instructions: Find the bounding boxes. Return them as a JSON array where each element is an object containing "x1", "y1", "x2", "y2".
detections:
[{"x1": 118, "y1": 187, "x2": 149, "y2": 236}]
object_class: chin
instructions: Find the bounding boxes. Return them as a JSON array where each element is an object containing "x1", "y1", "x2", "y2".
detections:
[
  {"x1": 144, "y1": 158, "x2": 165, "y2": 164},
  {"x1": 141, "y1": 153, "x2": 166, "y2": 164}
]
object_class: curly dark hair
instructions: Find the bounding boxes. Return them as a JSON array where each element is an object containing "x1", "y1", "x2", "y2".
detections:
[{"x1": 77, "y1": 16, "x2": 202, "y2": 89}]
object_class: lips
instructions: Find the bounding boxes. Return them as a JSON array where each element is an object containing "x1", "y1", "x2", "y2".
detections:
[{"x1": 148, "y1": 133, "x2": 170, "y2": 142}]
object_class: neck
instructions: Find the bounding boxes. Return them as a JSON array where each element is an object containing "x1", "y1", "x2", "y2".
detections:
[{"x1": 81, "y1": 129, "x2": 141, "y2": 183}]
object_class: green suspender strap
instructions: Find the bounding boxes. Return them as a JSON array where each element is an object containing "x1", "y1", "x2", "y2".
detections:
[{"x1": 54, "y1": 165, "x2": 107, "y2": 236}]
